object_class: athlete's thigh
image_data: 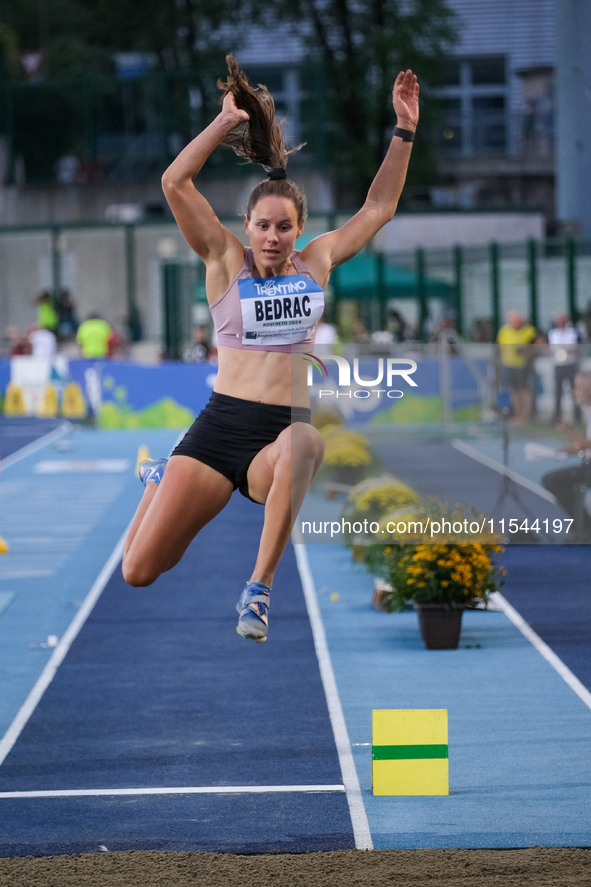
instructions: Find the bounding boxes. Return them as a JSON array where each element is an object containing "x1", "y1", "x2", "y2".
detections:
[
  {"x1": 245, "y1": 438, "x2": 280, "y2": 504},
  {"x1": 246, "y1": 422, "x2": 322, "y2": 504},
  {"x1": 129, "y1": 455, "x2": 234, "y2": 570}
]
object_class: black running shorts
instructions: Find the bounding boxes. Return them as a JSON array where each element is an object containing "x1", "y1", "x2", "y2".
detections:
[{"x1": 171, "y1": 392, "x2": 312, "y2": 503}]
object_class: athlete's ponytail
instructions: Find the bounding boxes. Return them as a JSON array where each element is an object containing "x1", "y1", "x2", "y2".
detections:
[
  {"x1": 218, "y1": 55, "x2": 304, "y2": 174},
  {"x1": 217, "y1": 56, "x2": 307, "y2": 221}
]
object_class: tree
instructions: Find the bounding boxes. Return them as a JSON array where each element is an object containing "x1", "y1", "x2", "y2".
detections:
[
  {"x1": 1, "y1": 0, "x2": 246, "y2": 79},
  {"x1": 0, "y1": 0, "x2": 247, "y2": 182},
  {"x1": 261, "y1": 0, "x2": 458, "y2": 204}
]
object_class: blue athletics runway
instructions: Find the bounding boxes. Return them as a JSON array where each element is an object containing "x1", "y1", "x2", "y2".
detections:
[
  {"x1": 0, "y1": 417, "x2": 67, "y2": 462},
  {"x1": 2, "y1": 421, "x2": 591, "y2": 855},
  {"x1": 0, "y1": 424, "x2": 355, "y2": 856}
]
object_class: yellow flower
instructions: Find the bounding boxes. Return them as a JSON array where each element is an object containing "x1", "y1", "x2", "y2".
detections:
[{"x1": 323, "y1": 428, "x2": 372, "y2": 467}]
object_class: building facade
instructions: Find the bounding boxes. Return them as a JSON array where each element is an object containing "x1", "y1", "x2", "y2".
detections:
[{"x1": 429, "y1": 0, "x2": 556, "y2": 223}]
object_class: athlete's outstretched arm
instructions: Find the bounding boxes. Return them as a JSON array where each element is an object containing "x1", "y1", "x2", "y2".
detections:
[
  {"x1": 161, "y1": 93, "x2": 248, "y2": 264},
  {"x1": 301, "y1": 70, "x2": 419, "y2": 279}
]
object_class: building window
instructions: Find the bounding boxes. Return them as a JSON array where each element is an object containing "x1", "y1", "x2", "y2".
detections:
[{"x1": 433, "y1": 56, "x2": 507, "y2": 156}]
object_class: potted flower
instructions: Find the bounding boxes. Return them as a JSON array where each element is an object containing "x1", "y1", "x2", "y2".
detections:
[
  {"x1": 341, "y1": 475, "x2": 422, "y2": 557},
  {"x1": 320, "y1": 425, "x2": 374, "y2": 486},
  {"x1": 379, "y1": 542, "x2": 505, "y2": 649}
]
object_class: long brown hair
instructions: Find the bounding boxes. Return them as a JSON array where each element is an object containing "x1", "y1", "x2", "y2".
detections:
[{"x1": 217, "y1": 55, "x2": 308, "y2": 222}]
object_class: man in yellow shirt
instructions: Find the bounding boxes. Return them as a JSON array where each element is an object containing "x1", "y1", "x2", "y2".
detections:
[
  {"x1": 76, "y1": 314, "x2": 112, "y2": 359},
  {"x1": 497, "y1": 309, "x2": 537, "y2": 423}
]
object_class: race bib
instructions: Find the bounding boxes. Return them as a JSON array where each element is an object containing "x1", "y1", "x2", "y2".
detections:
[{"x1": 238, "y1": 275, "x2": 324, "y2": 346}]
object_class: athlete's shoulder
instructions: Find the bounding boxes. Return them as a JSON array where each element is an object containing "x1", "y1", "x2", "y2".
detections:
[{"x1": 292, "y1": 246, "x2": 327, "y2": 288}]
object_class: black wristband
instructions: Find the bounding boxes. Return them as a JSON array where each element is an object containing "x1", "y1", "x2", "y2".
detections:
[{"x1": 393, "y1": 126, "x2": 415, "y2": 143}]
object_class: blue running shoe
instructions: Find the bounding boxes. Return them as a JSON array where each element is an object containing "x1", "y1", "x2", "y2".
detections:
[
  {"x1": 138, "y1": 458, "x2": 168, "y2": 486},
  {"x1": 236, "y1": 581, "x2": 271, "y2": 642}
]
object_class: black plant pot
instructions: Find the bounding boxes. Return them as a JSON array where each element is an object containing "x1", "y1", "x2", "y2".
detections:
[{"x1": 413, "y1": 603, "x2": 465, "y2": 650}]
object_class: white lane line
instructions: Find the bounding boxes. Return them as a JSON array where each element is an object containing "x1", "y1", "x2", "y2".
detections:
[
  {"x1": 0, "y1": 525, "x2": 129, "y2": 768},
  {"x1": 34, "y1": 459, "x2": 130, "y2": 474},
  {"x1": 451, "y1": 438, "x2": 557, "y2": 504},
  {"x1": 0, "y1": 785, "x2": 346, "y2": 799},
  {"x1": 0, "y1": 422, "x2": 73, "y2": 471},
  {"x1": 293, "y1": 539, "x2": 373, "y2": 851},
  {"x1": 491, "y1": 591, "x2": 591, "y2": 712}
]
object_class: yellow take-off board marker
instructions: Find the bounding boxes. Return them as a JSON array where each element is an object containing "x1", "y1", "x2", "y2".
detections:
[
  {"x1": 136, "y1": 445, "x2": 151, "y2": 477},
  {"x1": 372, "y1": 709, "x2": 448, "y2": 796}
]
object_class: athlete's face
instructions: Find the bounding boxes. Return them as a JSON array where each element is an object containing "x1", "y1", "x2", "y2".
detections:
[{"x1": 245, "y1": 196, "x2": 304, "y2": 275}]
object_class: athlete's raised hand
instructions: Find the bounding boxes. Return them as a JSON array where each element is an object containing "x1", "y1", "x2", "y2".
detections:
[
  {"x1": 220, "y1": 91, "x2": 249, "y2": 131},
  {"x1": 393, "y1": 70, "x2": 419, "y2": 131}
]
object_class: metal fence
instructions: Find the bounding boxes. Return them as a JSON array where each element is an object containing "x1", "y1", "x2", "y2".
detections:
[{"x1": 1, "y1": 219, "x2": 590, "y2": 355}]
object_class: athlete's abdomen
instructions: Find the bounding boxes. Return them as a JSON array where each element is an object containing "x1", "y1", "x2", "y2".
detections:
[{"x1": 213, "y1": 347, "x2": 310, "y2": 407}]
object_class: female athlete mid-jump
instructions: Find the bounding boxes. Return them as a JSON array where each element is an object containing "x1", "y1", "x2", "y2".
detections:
[{"x1": 123, "y1": 56, "x2": 419, "y2": 643}]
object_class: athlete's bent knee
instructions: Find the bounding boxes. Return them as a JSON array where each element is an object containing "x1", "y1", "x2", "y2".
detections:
[{"x1": 288, "y1": 422, "x2": 325, "y2": 460}]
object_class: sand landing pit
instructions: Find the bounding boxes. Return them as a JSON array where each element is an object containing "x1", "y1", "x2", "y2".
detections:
[{"x1": 0, "y1": 847, "x2": 590, "y2": 887}]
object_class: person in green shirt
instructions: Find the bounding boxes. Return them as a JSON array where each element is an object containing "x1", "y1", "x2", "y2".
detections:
[
  {"x1": 35, "y1": 291, "x2": 59, "y2": 332},
  {"x1": 76, "y1": 314, "x2": 112, "y2": 359}
]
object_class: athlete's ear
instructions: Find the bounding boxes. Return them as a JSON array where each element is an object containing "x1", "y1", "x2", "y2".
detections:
[{"x1": 244, "y1": 214, "x2": 250, "y2": 234}]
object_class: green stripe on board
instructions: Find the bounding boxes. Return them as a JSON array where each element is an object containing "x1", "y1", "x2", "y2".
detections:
[{"x1": 372, "y1": 744, "x2": 448, "y2": 760}]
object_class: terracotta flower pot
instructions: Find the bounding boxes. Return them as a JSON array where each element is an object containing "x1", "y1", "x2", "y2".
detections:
[{"x1": 413, "y1": 603, "x2": 465, "y2": 649}]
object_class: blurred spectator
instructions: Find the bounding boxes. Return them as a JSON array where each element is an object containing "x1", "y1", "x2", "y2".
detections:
[
  {"x1": 183, "y1": 325, "x2": 216, "y2": 363},
  {"x1": 387, "y1": 308, "x2": 406, "y2": 342},
  {"x1": 471, "y1": 318, "x2": 493, "y2": 343},
  {"x1": 351, "y1": 318, "x2": 370, "y2": 344},
  {"x1": 76, "y1": 158, "x2": 103, "y2": 185},
  {"x1": 76, "y1": 313, "x2": 112, "y2": 359},
  {"x1": 315, "y1": 317, "x2": 339, "y2": 350},
  {"x1": 28, "y1": 324, "x2": 57, "y2": 359},
  {"x1": 56, "y1": 289, "x2": 79, "y2": 340},
  {"x1": 35, "y1": 291, "x2": 59, "y2": 332},
  {"x1": 371, "y1": 329, "x2": 394, "y2": 349},
  {"x1": 55, "y1": 154, "x2": 80, "y2": 185},
  {"x1": 548, "y1": 313, "x2": 581, "y2": 424},
  {"x1": 542, "y1": 371, "x2": 591, "y2": 535},
  {"x1": 107, "y1": 326, "x2": 128, "y2": 359},
  {"x1": 497, "y1": 309, "x2": 537, "y2": 423},
  {"x1": 5, "y1": 326, "x2": 32, "y2": 356},
  {"x1": 433, "y1": 315, "x2": 460, "y2": 354}
]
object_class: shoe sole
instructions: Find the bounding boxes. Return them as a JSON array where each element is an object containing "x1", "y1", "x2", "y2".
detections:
[{"x1": 236, "y1": 626, "x2": 267, "y2": 643}]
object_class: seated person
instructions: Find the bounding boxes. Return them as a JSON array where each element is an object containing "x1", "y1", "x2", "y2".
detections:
[{"x1": 542, "y1": 370, "x2": 591, "y2": 529}]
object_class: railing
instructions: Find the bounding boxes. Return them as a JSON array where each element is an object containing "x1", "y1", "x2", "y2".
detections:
[
  {"x1": 434, "y1": 111, "x2": 554, "y2": 159},
  {"x1": 0, "y1": 221, "x2": 588, "y2": 352}
]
